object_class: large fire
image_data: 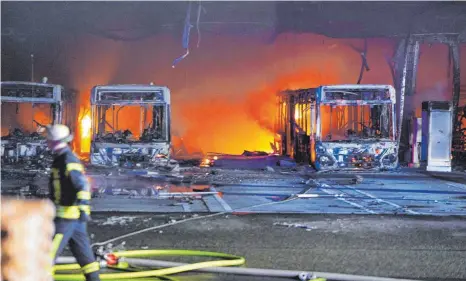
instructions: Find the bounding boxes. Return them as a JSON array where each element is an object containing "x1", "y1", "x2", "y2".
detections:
[
  {"x1": 1, "y1": 103, "x2": 52, "y2": 136},
  {"x1": 30, "y1": 32, "x2": 464, "y2": 156}
]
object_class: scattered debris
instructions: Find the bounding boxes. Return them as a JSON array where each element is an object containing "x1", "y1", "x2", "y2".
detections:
[
  {"x1": 242, "y1": 150, "x2": 269, "y2": 156},
  {"x1": 273, "y1": 222, "x2": 316, "y2": 231},
  {"x1": 101, "y1": 216, "x2": 137, "y2": 226},
  {"x1": 266, "y1": 166, "x2": 275, "y2": 172},
  {"x1": 352, "y1": 175, "x2": 364, "y2": 184},
  {"x1": 305, "y1": 179, "x2": 318, "y2": 186}
]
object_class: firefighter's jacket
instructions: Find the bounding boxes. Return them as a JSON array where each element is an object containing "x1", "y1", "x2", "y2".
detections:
[{"x1": 49, "y1": 147, "x2": 91, "y2": 220}]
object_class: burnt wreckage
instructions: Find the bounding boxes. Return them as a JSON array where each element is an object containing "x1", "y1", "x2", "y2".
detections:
[
  {"x1": 1, "y1": 81, "x2": 76, "y2": 170},
  {"x1": 276, "y1": 85, "x2": 398, "y2": 170},
  {"x1": 90, "y1": 84, "x2": 172, "y2": 168}
]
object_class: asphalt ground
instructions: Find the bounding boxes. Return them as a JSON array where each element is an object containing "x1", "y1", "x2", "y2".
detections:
[{"x1": 76, "y1": 213, "x2": 466, "y2": 281}]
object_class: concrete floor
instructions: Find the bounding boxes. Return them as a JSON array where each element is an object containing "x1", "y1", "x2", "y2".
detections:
[
  {"x1": 89, "y1": 169, "x2": 466, "y2": 216},
  {"x1": 3, "y1": 166, "x2": 466, "y2": 280},
  {"x1": 86, "y1": 213, "x2": 466, "y2": 281}
]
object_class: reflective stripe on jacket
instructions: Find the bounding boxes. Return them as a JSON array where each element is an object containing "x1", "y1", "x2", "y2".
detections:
[{"x1": 49, "y1": 147, "x2": 91, "y2": 219}]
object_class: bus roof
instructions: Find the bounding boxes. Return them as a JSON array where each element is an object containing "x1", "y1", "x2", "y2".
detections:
[
  {"x1": 1, "y1": 81, "x2": 63, "y2": 103},
  {"x1": 279, "y1": 84, "x2": 396, "y2": 104},
  {"x1": 91, "y1": 84, "x2": 171, "y2": 105}
]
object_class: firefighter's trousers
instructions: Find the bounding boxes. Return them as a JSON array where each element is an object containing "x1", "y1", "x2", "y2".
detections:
[{"x1": 51, "y1": 218, "x2": 100, "y2": 281}]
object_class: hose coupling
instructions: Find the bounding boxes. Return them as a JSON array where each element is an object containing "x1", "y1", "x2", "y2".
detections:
[{"x1": 103, "y1": 253, "x2": 119, "y2": 266}]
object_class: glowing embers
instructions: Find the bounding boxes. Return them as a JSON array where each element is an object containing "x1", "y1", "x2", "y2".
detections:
[
  {"x1": 350, "y1": 153, "x2": 375, "y2": 169},
  {"x1": 200, "y1": 155, "x2": 218, "y2": 167}
]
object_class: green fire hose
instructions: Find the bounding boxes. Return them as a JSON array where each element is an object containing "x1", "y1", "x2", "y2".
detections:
[{"x1": 53, "y1": 249, "x2": 246, "y2": 281}]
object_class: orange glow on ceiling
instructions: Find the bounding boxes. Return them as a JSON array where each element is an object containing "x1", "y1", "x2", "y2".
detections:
[{"x1": 35, "y1": 32, "x2": 465, "y2": 156}]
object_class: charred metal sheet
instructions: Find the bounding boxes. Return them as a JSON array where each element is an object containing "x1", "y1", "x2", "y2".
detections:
[
  {"x1": 90, "y1": 142, "x2": 170, "y2": 168},
  {"x1": 314, "y1": 141, "x2": 398, "y2": 171}
]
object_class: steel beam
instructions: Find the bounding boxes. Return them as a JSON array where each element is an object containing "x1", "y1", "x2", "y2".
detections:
[
  {"x1": 411, "y1": 33, "x2": 460, "y2": 45},
  {"x1": 396, "y1": 37, "x2": 412, "y2": 145},
  {"x1": 450, "y1": 42, "x2": 461, "y2": 128},
  {"x1": 405, "y1": 40, "x2": 420, "y2": 97},
  {"x1": 397, "y1": 33, "x2": 461, "y2": 157}
]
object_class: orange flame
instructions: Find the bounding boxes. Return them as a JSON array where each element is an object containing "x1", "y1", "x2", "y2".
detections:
[{"x1": 79, "y1": 111, "x2": 92, "y2": 154}]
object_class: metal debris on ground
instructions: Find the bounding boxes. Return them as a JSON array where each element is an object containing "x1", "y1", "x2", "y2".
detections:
[
  {"x1": 305, "y1": 179, "x2": 318, "y2": 186},
  {"x1": 273, "y1": 222, "x2": 316, "y2": 231},
  {"x1": 101, "y1": 216, "x2": 137, "y2": 226},
  {"x1": 352, "y1": 175, "x2": 364, "y2": 184}
]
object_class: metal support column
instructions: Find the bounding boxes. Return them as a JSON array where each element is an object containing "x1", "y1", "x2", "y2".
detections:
[
  {"x1": 396, "y1": 33, "x2": 461, "y2": 161},
  {"x1": 450, "y1": 42, "x2": 461, "y2": 127},
  {"x1": 392, "y1": 38, "x2": 407, "y2": 147},
  {"x1": 396, "y1": 37, "x2": 413, "y2": 145}
]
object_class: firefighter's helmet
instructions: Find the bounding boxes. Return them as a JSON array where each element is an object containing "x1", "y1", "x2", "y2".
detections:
[{"x1": 45, "y1": 124, "x2": 73, "y2": 143}]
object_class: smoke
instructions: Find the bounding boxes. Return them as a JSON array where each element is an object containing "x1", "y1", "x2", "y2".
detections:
[
  {"x1": 28, "y1": 32, "x2": 465, "y2": 155},
  {"x1": 406, "y1": 43, "x2": 453, "y2": 117}
]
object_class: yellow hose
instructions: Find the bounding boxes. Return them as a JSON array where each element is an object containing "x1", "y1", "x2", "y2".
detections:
[{"x1": 53, "y1": 249, "x2": 245, "y2": 280}]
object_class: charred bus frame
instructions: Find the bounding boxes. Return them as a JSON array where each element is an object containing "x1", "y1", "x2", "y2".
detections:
[
  {"x1": 276, "y1": 85, "x2": 398, "y2": 170},
  {"x1": 90, "y1": 84, "x2": 171, "y2": 168},
  {"x1": 0, "y1": 81, "x2": 73, "y2": 167}
]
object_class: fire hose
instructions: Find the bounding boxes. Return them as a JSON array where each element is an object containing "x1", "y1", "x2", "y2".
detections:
[
  {"x1": 53, "y1": 249, "x2": 257, "y2": 281},
  {"x1": 54, "y1": 249, "x2": 420, "y2": 281},
  {"x1": 54, "y1": 249, "x2": 327, "y2": 280},
  {"x1": 52, "y1": 187, "x2": 419, "y2": 281}
]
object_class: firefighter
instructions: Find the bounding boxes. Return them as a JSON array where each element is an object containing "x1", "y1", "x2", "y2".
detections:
[{"x1": 45, "y1": 124, "x2": 101, "y2": 281}]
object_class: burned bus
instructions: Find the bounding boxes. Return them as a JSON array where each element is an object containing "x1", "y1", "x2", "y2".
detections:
[
  {"x1": 1, "y1": 81, "x2": 76, "y2": 169},
  {"x1": 276, "y1": 85, "x2": 398, "y2": 170},
  {"x1": 89, "y1": 84, "x2": 171, "y2": 168}
]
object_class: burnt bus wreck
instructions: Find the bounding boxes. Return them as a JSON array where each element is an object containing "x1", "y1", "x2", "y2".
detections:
[
  {"x1": 90, "y1": 84, "x2": 171, "y2": 168},
  {"x1": 276, "y1": 85, "x2": 398, "y2": 171},
  {"x1": 0, "y1": 81, "x2": 75, "y2": 170}
]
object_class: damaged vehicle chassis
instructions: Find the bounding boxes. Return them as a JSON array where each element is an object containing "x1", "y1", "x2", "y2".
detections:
[
  {"x1": 276, "y1": 85, "x2": 398, "y2": 171},
  {"x1": 1, "y1": 82, "x2": 64, "y2": 170},
  {"x1": 90, "y1": 84, "x2": 171, "y2": 168}
]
